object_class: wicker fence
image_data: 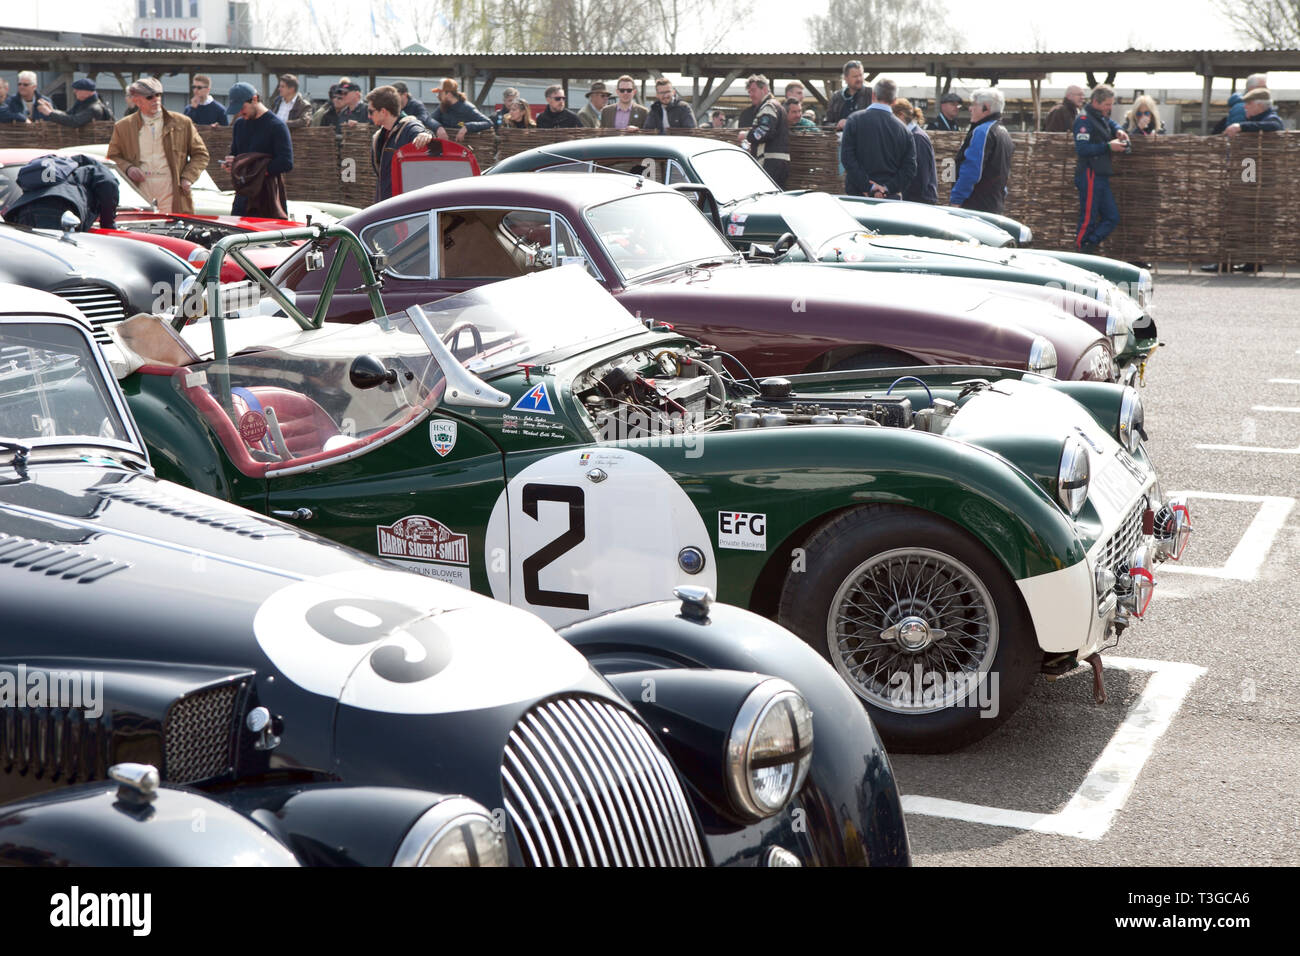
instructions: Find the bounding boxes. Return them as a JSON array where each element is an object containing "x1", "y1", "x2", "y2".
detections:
[{"x1": 6, "y1": 120, "x2": 1297, "y2": 265}]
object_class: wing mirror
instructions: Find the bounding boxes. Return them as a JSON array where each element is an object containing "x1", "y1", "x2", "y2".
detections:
[{"x1": 349, "y1": 354, "x2": 398, "y2": 390}]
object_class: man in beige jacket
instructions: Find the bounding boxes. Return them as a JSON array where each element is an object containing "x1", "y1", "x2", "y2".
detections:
[{"x1": 106, "y1": 76, "x2": 209, "y2": 215}]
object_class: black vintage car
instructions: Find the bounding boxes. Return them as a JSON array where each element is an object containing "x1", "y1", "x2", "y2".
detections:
[
  {"x1": 0, "y1": 219, "x2": 191, "y2": 346},
  {"x1": 0, "y1": 285, "x2": 909, "y2": 867}
]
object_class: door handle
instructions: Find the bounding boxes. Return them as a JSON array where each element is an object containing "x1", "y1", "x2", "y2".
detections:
[{"x1": 271, "y1": 507, "x2": 315, "y2": 521}]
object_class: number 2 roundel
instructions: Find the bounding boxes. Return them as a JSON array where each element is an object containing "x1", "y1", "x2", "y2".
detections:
[{"x1": 485, "y1": 449, "x2": 718, "y2": 628}]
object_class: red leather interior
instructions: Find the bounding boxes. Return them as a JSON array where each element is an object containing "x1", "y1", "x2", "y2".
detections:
[{"x1": 248, "y1": 387, "x2": 340, "y2": 457}]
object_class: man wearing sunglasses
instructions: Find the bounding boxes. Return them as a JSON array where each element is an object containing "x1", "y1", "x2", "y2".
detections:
[
  {"x1": 313, "y1": 82, "x2": 368, "y2": 128},
  {"x1": 600, "y1": 75, "x2": 648, "y2": 130},
  {"x1": 536, "y1": 84, "x2": 581, "y2": 128},
  {"x1": 184, "y1": 74, "x2": 226, "y2": 127},
  {"x1": 645, "y1": 77, "x2": 694, "y2": 133},
  {"x1": 107, "y1": 76, "x2": 209, "y2": 215},
  {"x1": 1, "y1": 71, "x2": 53, "y2": 124}
]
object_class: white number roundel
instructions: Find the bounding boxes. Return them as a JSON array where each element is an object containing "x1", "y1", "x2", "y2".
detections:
[
  {"x1": 485, "y1": 448, "x2": 718, "y2": 628},
  {"x1": 253, "y1": 567, "x2": 588, "y2": 713}
]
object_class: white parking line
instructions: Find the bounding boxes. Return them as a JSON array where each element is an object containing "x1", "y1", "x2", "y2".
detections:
[
  {"x1": 1251, "y1": 406, "x2": 1300, "y2": 413},
  {"x1": 1196, "y1": 440, "x2": 1300, "y2": 453},
  {"x1": 1269, "y1": 378, "x2": 1300, "y2": 384},
  {"x1": 1160, "y1": 491, "x2": 1295, "y2": 580},
  {"x1": 902, "y1": 657, "x2": 1206, "y2": 840}
]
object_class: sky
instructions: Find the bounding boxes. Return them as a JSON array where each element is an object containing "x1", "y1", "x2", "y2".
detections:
[{"x1": 2, "y1": 0, "x2": 1248, "y2": 53}]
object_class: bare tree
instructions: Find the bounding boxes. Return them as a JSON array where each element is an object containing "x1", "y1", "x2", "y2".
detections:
[
  {"x1": 645, "y1": 0, "x2": 739, "y2": 50},
  {"x1": 1216, "y1": 0, "x2": 1300, "y2": 47},
  {"x1": 805, "y1": 0, "x2": 961, "y2": 52}
]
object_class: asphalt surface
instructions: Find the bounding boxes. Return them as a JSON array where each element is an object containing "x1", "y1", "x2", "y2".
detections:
[{"x1": 891, "y1": 269, "x2": 1300, "y2": 866}]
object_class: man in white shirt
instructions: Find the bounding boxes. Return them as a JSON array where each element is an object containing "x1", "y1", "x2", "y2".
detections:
[{"x1": 269, "y1": 74, "x2": 314, "y2": 128}]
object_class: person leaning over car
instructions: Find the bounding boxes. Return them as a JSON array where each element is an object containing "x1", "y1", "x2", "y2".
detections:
[
  {"x1": 841, "y1": 78, "x2": 915, "y2": 200},
  {"x1": 429, "y1": 77, "x2": 493, "y2": 141},
  {"x1": 269, "y1": 73, "x2": 314, "y2": 128},
  {"x1": 1224, "y1": 87, "x2": 1284, "y2": 136},
  {"x1": 367, "y1": 86, "x2": 435, "y2": 203},
  {"x1": 949, "y1": 87, "x2": 1014, "y2": 214},
  {"x1": 3, "y1": 153, "x2": 119, "y2": 231},
  {"x1": 536, "y1": 85, "x2": 582, "y2": 128},
  {"x1": 645, "y1": 78, "x2": 695, "y2": 132},
  {"x1": 893, "y1": 97, "x2": 937, "y2": 204},
  {"x1": 601, "y1": 76, "x2": 648, "y2": 130},
  {"x1": 42, "y1": 78, "x2": 114, "y2": 127},
  {"x1": 184, "y1": 74, "x2": 227, "y2": 127},
  {"x1": 107, "y1": 76, "x2": 209, "y2": 215}
]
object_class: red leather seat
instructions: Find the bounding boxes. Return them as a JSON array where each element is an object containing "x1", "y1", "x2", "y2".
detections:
[{"x1": 247, "y1": 387, "x2": 341, "y2": 458}]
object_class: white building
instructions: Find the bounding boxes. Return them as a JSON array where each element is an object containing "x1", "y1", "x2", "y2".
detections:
[{"x1": 132, "y1": 0, "x2": 259, "y2": 47}]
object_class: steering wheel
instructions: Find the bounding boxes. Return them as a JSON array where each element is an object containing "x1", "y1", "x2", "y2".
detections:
[
  {"x1": 772, "y1": 232, "x2": 798, "y2": 258},
  {"x1": 441, "y1": 321, "x2": 483, "y2": 358}
]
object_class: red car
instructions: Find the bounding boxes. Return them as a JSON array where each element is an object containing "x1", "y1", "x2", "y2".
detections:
[{"x1": 0, "y1": 148, "x2": 301, "y2": 282}]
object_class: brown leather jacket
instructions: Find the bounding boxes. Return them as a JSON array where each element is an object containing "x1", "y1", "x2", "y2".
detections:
[
  {"x1": 105, "y1": 108, "x2": 209, "y2": 214},
  {"x1": 229, "y1": 152, "x2": 288, "y2": 219}
]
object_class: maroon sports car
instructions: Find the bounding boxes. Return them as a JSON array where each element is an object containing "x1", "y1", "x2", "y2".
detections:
[{"x1": 273, "y1": 173, "x2": 1115, "y2": 381}]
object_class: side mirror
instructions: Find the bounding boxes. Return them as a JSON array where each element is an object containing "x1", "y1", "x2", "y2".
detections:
[{"x1": 349, "y1": 354, "x2": 398, "y2": 390}]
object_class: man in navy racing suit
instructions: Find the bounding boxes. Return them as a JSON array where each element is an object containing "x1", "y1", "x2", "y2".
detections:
[{"x1": 1073, "y1": 83, "x2": 1130, "y2": 255}]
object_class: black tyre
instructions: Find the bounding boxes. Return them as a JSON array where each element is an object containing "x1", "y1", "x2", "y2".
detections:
[{"x1": 777, "y1": 506, "x2": 1039, "y2": 753}]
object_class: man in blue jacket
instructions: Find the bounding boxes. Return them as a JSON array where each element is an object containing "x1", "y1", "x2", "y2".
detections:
[
  {"x1": 1072, "y1": 84, "x2": 1129, "y2": 255},
  {"x1": 949, "y1": 87, "x2": 1013, "y2": 213},
  {"x1": 841, "y1": 78, "x2": 915, "y2": 199},
  {"x1": 1218, "y1": 73, "x2": 1267, "y2": 132},
  {"x1": 1224, "y1": 87, "x2": 1284, "y2": 136}
]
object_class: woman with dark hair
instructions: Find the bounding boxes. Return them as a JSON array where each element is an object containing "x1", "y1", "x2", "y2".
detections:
[{"x1": 503, "y1": 99, "x2": 536, "y2": 129}]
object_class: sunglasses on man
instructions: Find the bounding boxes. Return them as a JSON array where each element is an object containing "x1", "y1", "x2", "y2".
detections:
[
  {"x1": 618, "y1": 87, "x2": 635, "y2": 94},
  {"x1": 551, "y1": 95, "x2": 566, "y2": 101}
]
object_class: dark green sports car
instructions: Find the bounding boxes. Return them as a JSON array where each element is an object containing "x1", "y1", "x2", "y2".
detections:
[{"x1": 110, "y1": 228, "x2": 1191, "y2": 752}]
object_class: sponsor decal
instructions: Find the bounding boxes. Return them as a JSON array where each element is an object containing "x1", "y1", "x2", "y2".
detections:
[
  {"x1": 727, "y1": 223, "x2": 745, "y2": 237},
  {"x1": 729, "y1": 212, "x2": 748, "y2": 223},
  {"x1": 718, "y1": 511, "x2": 767, "y2": 551},
  {"x1": 512, "y1": 381, "x2": 555, "y2": 414},
  {"x1": 377, "y1": 515, "x2": 469, "y2": 565},
  {"x1": 1075, "y1": 130, "x2": 1090, "y2": 140},
  {"x1": 239, "y1": 410, "x2": 268, "y2": 444},
  {"x1": 429, "y1": 418, "x2": 458, "y2": 457}
]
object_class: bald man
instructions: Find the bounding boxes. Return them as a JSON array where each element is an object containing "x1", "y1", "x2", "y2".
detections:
[{"x1": 1043, "y1": 85, "x2": 1085, "y2": 132}]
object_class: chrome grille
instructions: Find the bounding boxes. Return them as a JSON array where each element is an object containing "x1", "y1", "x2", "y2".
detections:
[
  {"x1": 164, "y1": 683, "x2": 240, "y2": 784},
  {"x1": 52, "y1": 285, "x2": 128, "y2": 344},
  {"x1": 502, "y1": 696, "x2": 706, "y2": 867},
  {"x1": 1097, "y1": 500, "x2": 1145, "y2": 576}
]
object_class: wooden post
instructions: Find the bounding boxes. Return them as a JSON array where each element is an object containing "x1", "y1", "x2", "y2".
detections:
[
  {"x1": 1031, "y1": 78, "x2": 1042, "y2": 130},
  {"x1": 1200, "y1": 72, "x2": 1212, "y2": 134}
]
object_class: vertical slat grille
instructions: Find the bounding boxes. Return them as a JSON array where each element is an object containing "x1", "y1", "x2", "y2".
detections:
[
  {"x1": 1097, "y1": 500, "x2": 1145, "y2": 576},
  {"x1": 502, "y1": 696, "x2": 706, "y2": 867},
  {"x1": 163, "y1": 683, "x2": 240, "y2": 784},
  {"x1": 0, "y1": 706, "x2": 108, "y2": 782}
]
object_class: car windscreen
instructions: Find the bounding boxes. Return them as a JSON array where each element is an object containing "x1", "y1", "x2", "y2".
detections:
[
  {"x1": 688, "y1": 147, "x2": 781, "y2": 204},
  {"x1": 0, "y1": 320, "x2": 132, "y2": 448},
  {"x1": 403, "y1": 266, "x2": 645, "y2": 376},
  {"x1": 177, "y1": 312, "x2": 444, "y2": 474},
  {"x1": 0, "y1": 165, "x2": 22, "y2": 210},
  {"x1": 583, "y1": 191, "x2": 736, "y2": 282},
  {"x1": 774, "y1": 191, "x2": 871, "y2": 254}
]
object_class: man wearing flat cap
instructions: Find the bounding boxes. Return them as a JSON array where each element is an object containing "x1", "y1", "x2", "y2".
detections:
[
  {"x1": 106, "y1": 76, "x2": 208, "y2": 215},
  {"x1": 926, "y1": 92, "x2": 964, "y2": 132},
  {"x1": 1224, "y1": 88, "x2": 1285, "y2": 137},
  {"x1": 578, "y1": 81, "x2": 609, "y2": 128},
  {"x1": 42, "y1": 78, "x2": 114, "y2": 127}
]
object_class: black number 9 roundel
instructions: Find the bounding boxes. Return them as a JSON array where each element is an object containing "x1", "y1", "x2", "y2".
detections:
[{"x1": 304, "y1": 597, "x2": 454, "y2": 684}]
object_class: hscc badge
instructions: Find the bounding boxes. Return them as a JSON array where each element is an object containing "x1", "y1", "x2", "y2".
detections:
[{"x1": 429, "y1": 418, "x2": 458, "y2": 458}]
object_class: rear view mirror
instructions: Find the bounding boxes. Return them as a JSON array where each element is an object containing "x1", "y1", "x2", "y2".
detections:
[{"x1": 350, "y1": 354, "x2": 398, "y2": 390}]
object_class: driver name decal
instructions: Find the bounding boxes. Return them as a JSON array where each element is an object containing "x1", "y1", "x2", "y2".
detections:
[
  {"x1": 512, "y1": 382, "x2": 555, "y2": 414},
  {"x1": 377, "y1": 516, "x2": 470, "y2": 587},
  {"x1": 718, "y1": 511, "x2": 767, "y2": 551}
]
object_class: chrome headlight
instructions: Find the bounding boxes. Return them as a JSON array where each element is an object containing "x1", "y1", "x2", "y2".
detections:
[
  {"x1": 392, "y1": 797, "x2": 508, "y2": 867},
  {"x1": 726, "y1": 679, "x2": 814, "y2": 820},
  {"x1": 1058, "y1": 436, "x2": 1091, "y2": 516},
  {"x1": 1136, "y1": 268, "x2": 1153, "y2": 311},
  {"x1": 1019, "y1": 223, "x2": 1033, "y2": 244},
  {"x1": 1028, "y1": 336, "x2": 1058, "y2": 377},
  {"x1": 1104, "y1": 297, "x2": 1132, "y2": 352},
  {"x1": 1118, "y1": 387, "x2": 1145, "y2": 453}
]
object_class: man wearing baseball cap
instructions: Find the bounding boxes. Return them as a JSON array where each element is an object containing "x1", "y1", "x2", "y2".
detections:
[
  {"x1": 577, "y1": 81, "x2": 609, "y2": 128},
  {"x1": 429, "y1": 78, "x2": 492, "y2": 142},
  {"x1": 222, "y1": 83, "x2": 294, "y2": 217},
  {"x1": 43, "y1": 78, "x2": 114, "y2": 127},
  {"x1": 313, "y1": 81, "x2": 368, "y2": 127},
  {"x1": 106, "y1": 76, "x2": 208, "y2": 214}
]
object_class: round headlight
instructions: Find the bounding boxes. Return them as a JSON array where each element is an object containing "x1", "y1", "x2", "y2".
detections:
[
  {"x1": 726, "y1": 680, "x2": 814, "y2": 820},
  {"x1": 1058, "y1": 436, "x2": 1091, "y2": 516},
  {"x1": 1118, "y1": 387, "x2": 1145, "y2": 453},
  {"x1": 1104, "y1": 299, "x2": 1131, "y2": 352},
  {"x1": 1028, "y1": 336, "x2": 1057, "y2": 377},
  {"x1": 392, "y1": 797, "x2": 508, "y2": 867}
]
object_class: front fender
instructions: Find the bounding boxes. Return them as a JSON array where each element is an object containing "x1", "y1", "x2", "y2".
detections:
[{"x1": 559, "y1": 601, "x2": 911, "y2": 866}]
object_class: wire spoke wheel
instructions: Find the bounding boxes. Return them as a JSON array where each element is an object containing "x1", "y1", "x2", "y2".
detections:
[{"x1": 826, "y1": 548, "x2": 998, "y2": 714}]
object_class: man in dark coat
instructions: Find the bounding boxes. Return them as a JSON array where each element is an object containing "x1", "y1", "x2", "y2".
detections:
[
  {"x1": 822, "y1": 60, "x2": 871, "y2": 131},
  {"x1": 391, "y1": 81, "x2": 433, "y2": 127},
  {"x1": 645, "y1": 78, "x2": 695, "y2": 132},
  {"x1": 222, "y1": 84, "x2": 294, "y2": 217},
  {"x1": 184, "y1": 74, "x2": 227, "y2": 127},
  {"x1": 1224, "y1": 88, "x2": 1285, "y2": 136},
  {"x1": 535, "y1": 85, "x2": 582, "y2": 128},
  {"x1": 1, "y1": 71, "x2": 53, "y2": 123},
  {"x1": 44, "y1": 78, "x2": 114, "y2": 127},
  {"x1": 738, "y1": 75, "x2": 790, "y2": 188},
  {"x1": 2, "y1": 153, "x2": 118, "y2": 230},
  {"x1": 1043, "y1": 85, "x2": 1084, "y2": 132},
  {"x1": 367, "y1": 85, "x2": 434, "y2": 204},
  {"x1": 950, "y1": 87, "x2": 1015, "y2": 213},
  {"x1": 840, "y1": 78, "x2": 915, "y2": 199},
  {"x1": 1072, "y1": 84, "x2": 1130, "y2": 255},
  {"x1": 428, "y1": 77, "x2": 492, "y2": 140},
  {"x1": 926, "y1": 92, "x2": 963, "y2": 132}
]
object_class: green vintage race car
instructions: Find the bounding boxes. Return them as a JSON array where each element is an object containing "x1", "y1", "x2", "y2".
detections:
[
  {"x1": 110, "y1": 229, "x2": 1191, "y2": 752},
  {"x1": 487, "y1": 137, "x2": 1155, "y2": 309}
]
